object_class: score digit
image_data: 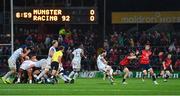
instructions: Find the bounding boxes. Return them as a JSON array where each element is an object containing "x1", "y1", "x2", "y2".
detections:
[
  {"x1": 90, "y1": 9, "x2": 95, "y2": 15},
  {"x1": 16, "y1": 12, "x2": 20, "y2": 18},
  {"x1": 62, "y1": 15, "x2": 70, "y2": 22},
  {"x1": 90, "y1": 16, "x2": 95, "y2": 21}
]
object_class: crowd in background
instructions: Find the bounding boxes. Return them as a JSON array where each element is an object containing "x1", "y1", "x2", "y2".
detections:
[
  {"x1": 105, "y1": 30, "x2": 180, "y2": 70},
  {"x1": 1, "y1": 27, "x2": 180, "y2": 74}
]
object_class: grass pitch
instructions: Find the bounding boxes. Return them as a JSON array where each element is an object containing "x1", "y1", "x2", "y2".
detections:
[{"x1": 0, "y1": 78, "x2": 180, "y2": 95}]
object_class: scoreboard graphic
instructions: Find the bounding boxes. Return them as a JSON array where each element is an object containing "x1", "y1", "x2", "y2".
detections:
[{"x1": 14, "y1": 7, "x2": 98, "y2": 24}]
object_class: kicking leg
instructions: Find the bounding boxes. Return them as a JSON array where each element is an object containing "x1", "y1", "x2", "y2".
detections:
[
  {"x1": 164, "y1": 70, "x2": 170, "y2": 82},
  {"x1": 122, "y1": 67, "x2": 129, "y2": 84},
  {"x1": 149, "y1": 68, "x2": 158, "y2": 85},
  {"x1": 142, "y1": 70, "x2": 147, "y2": 82}
]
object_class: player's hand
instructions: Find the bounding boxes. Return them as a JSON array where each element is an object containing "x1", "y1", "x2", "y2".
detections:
[
  {"x1": 136, "y1": 50, "x2": 139, "y2": 55},
  {"x1": 27, "y1": 49, "x2": 31, "y2": 53}
]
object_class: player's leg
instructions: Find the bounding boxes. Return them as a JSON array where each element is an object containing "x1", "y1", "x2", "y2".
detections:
[
  {"x1": 149, "y1": 68, "x2": 158, "y2": 84},
  {"x1": 164, "y1": 70, "x2": 170, "y2": 82},
  {"x1": 58, "y1": 67, "x2": 71, "y2": 83},
  {"x1": 103, "y1": 72, "x2": 107, "y2": 80},
  {"x1": 157, "y1": 70, "x2": 164, "y2": 77},
  {"x1": 69, "y1": 61, "x2": 76, "y2": 78},
  {"x1": 141, "y1": 64, "x2": 147, "y2": 82},
  {"x1": 50, "y1": 62, "x2": 59, "y2": 84},
  {"x1": 27, "y1": 68, "x2": 33, "y2": 84},
  {"x1": 68, "y1": 71, "x2": 75, "y2": 78},
  {"x1": 33, "y1": 69, "x2": 41, "y2": 83},
  {"x1": 16, "y1": 68, "x2": 24, "y2": 83},
  {"x1": 33, "y1": 69, "x2": 40, "y2": 79},
  {"x1": 2, "y1": 60, "x2": 16, "y2": 84},
  {"x1": 50, "y1": 62, "x2": 58, "y2": 79},
  {"x1": 106, "y1": 66, "x2": 114, "y2": 85},
  {"x1": 36, "y1": 69, "x2": 49, "y2": 80},
  {"x1": 122, "y1": 67, "x2": 129, "y2": 84},
  {"x1": 73, "y1": 70, "x2": 79, "y2": 80}
]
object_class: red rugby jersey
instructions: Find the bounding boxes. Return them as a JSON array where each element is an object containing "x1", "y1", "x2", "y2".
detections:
[
  {"x1": 164, "y1": 58, "x2": 172, "y2": 68},
  {"x1": 119, "y1": 56, "x2": 130, "y2": 66},
  {"x1": 139, "y1": 50, "x2": 152, "y2": 64}
]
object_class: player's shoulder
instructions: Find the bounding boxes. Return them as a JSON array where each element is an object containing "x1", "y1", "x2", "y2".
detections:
[{"x1": 16, "y1": 48, "x2": 23, "y2": 52}]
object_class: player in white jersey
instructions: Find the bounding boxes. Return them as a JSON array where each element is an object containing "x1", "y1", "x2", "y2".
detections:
[
  {"x1": 69, "y1": 44, "x2": 86, "y2": 83},
  {"x1": 47, "y1": 40, "x2": 58, "y2": 65},
  {"x1": 33, "y1": 59, "x2": 51, "y2": 83},
  {"x1": 2, "y1": 45, "x2": 30, "y2": 84},
  {"x1": 97, "y1": 50, "x2": 114, "y2": 85},
  {"x1": 16, "y1": 54, "x2": 37, "y2": 84}
]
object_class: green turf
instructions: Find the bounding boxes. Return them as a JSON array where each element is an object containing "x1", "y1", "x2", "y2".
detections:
[{"x1": 0, "y1": 78, "x2": 180, "y2": 95}]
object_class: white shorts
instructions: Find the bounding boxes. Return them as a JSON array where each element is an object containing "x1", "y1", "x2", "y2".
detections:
[
  {"x1": 46, "y1": 57, "x2": 52, "y2": 66},
  {"x1": 8, "y1": 59, "x2": 16, "y2": 69},
  {"x1": 97, "y1": 63, "x2": 110, "y2": 72},
  {"x1": 20, "y1": 61, "x2": 32, "y2": 70},
  {"x1": 72, "y1": 59, "x2": 81, "y2": 70}
]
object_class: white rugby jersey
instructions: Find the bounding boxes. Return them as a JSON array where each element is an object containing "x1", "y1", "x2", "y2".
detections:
[
  {"x1": 72, "y1": 48, "x2": 83, "y2": 60},
  {"x1": 9, "y1": 48, "x2": 23, "y2": 61},
  {"x1": 48, "y1": 46, "x2": 56, "y2": 58},
  {"x1": 97, "y1": 55, "x2": 105, "y2": 67},
  {"x1": 34, "y1": 59, "x2": 48, "y2": 68}
]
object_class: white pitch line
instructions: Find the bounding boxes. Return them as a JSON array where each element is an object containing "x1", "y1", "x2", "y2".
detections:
[{"x1": 0, "y1": 89, "x2": 179, "y2": 92}]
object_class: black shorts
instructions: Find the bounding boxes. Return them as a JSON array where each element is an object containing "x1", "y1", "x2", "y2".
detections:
[
  {"x1": 120, "y1": 65, "x2": 128, "y2": 71},
  {"x1": 140, "y1": 64, "x2": 152, "y2": 71},
  {"x1": 161, "y1": 66, "x2": 170, "y2": 71},
  {"x1": 32, "y1": 67, "x2": 41, "y2": 72},
  {"x1": 51, "y1": 61, "x2": 59, "y2": 71}
]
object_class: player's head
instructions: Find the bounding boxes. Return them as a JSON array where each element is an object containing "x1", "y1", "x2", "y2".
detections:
[
  {"x1": 58, "y1": 46, "x2": 65, "y2": 52},
  {"x1": 167, "y1": 54, "x2": 172, "y2": 59},
  {"x1": 29, "y1": 52, "x2": 37, "y2": 61},
  {"x1": 145, "y1": 44, "x2": 150, "y2": 50},
  {"x1": 52, "y1": 40, "x2": 58, "y2": 48},
  {"x1": 21, "y1": 45, "x2": 28, "y2": 51},
  {"x1": 101, "y1": 50, "x2": 107, "y2": 57},
  {"x1": 158, "y1": 51, "x2": 164, "y2": 56},
  {"x1": 79, "y1": 44, "x2": 83, "y2": 49}
]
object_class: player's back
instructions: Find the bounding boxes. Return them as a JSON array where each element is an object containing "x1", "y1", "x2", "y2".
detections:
[
  {"x1": 72, "y1": 48, "x2": 82, "y2": 60},
  {"x1": 97, "y1": 55, "x2": 103, "y2": 65},
  {"x1": 34, "y1": 59, "x2": 48, "y2": 68},
  {"x1": 20, "y1": 60, "x2": 35, "y2": 70},
  {"x1": 9, "y1": 48, "x2": 23, "y2": 61},
  {"x1": 48, "y1": 46, "x2": 56, "y2": 58}
]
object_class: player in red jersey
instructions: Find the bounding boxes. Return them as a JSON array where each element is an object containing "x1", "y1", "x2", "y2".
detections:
[
  {"x1": 119, "y1": 51, "x2": 137, "y2": 84},
  {"x1": 157, "y1": 54, "x2": 173, "y2": 82},
  {"x1": 139, "y1": 44, "x2": 158, "y2": 85}
]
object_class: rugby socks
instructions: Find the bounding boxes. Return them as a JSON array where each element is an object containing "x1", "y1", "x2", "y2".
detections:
[
  {"x1": 142, "y1": 74, "x2": 146, "y2": 79},
  {"x1": 29, "y1": 80, "x2": 32, "y2": 84},
  {"x1": 109, "y1": 69, "x2": 113, "y2": 76},
  {"x1": 152, "y1": 75, "x2": 156, "y2": 81},
  {"x1": 17, "y1": 77, "x2": 20, "y2": 83},
  {"x1": 157, "y1": 73, "x2": 161, "y2": 77},
  {"x1": 165, "y1": 74, "x2": 169, "y2": 79},
  {"x1": 51, "y1": 75, "x2": 54, "y2": 79},
  {"x1": 108, "y1": 76, "x2": 114, "y2": 83},
  {"x1": 73, "y1": 72, "x2": 78, "y2": 80},
  {"x1": 37, "y1": 70, "x2": 46, "y2": 80},
  {"x1": 4, "y1": 71, "x2": 13, "y2": 79},
  {"x1": 69, "y1": 71, "x2": 75, "y2": 78},
  {"x1": 59, "y1": 74, "x2": 67, "y2": 81},
  {"x1": 33, "y1": 74, "x2": 38, "y2": 78},
  {"x1": 64, "y1": 75, "x2": 72, "y2": 81},
  {"x1": 122, "y1": 78, "x2": 126, "y2": 83}
]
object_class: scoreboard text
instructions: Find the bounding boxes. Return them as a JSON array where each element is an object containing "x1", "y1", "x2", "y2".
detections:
[{"x1": 14, "y1": 7, "x2": 98, "y2": 24}]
